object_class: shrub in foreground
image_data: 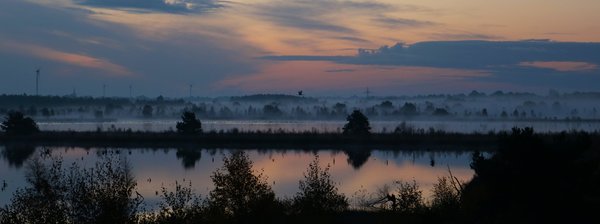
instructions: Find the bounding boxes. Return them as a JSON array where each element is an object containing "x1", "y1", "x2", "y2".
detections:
[{"x1": 0, "y1": 152, "x2": 142, "y2": 224}]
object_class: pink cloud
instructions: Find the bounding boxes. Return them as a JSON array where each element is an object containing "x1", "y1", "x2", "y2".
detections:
[
  {"x1": 1, "y1": 41, "x2": 132, "y2": 76},
  {"x1": 519, "y1": 61, "x2": 598, "y2": 72}
]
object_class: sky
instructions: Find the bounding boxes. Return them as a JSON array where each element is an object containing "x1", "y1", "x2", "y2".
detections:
[{"x1": 1, "y1": 0, "x2": 600, "y2": 97}]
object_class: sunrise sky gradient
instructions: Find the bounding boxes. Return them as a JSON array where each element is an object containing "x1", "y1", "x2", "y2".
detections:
[{"x1": 1, "y1": 0, "x2": 599, "y2": 96}]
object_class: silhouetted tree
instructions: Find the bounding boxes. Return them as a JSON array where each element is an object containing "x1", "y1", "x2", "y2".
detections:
[
  {"x1": 332, "y1": 103, "x2": 347, "y2": 115},
  {"x1": 342, "y1": 110, "x2": 371, "y2": 135},
  {"x1": 176, "y1": 111, "x2": 202, "y2": 134},
  {"x1": 41, "y1": 108, "x2": 51, "y2": 117},
  {"x1": 0, "y1": 153, "x2": 142, "y2": 224},
  {"x1": 481, "y1": 108, "x2": 488, "y2": 117},
  {"x1": 433, "y1": 108, "x2": 450, "y2": 116},
  {"x1": 462, "y1": 127, "x2": 599, "y2": 223},
  {"x1": 431, "y1": 176, "x2": 462, "y2": 212},
  {"x1": 380, "y1": 101, "x2": 393, "y2": 109},
  {"x1": 394, "y1": 121, "x2": 416, "y2": 134},
  {"x1": 149, "y1": 181, "x2": 206, "y2": 224},
  {"x1": 1, "y1": 111, "x2": 39, "y2": 135},
  {"x1": 207, "y1": 151, "x2": 280, "y2": 223},
  {"x1": 394, "y1": 180, "x2": 424, "y2": 213},
  {"x1": 142, "y1": 105, "x2": 153, "y2": 118},
  {"x1": 293, "y1": 155, "x2": 348, "y2": 215},
  {"x1": 262, "y1": 104, "x2": 283, "y2": 116},
  {"x1": 400, "y1": 103, "x2": 418, "y2": 116}
]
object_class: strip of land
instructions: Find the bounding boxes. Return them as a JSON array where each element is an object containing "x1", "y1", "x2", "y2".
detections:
[{"x1": 1, "y1": 131, "x2": 598, "y2": 150}]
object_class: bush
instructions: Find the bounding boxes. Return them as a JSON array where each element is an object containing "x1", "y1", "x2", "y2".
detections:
[
  {"x1": 342, "y1": 110, "x2": 371, "y2": 135},
  {"x1": 207, "y1": 151, "x2": 280, "y2": 222},
  {"x1": 146, "y1": 181, "x2": 205, "y2": 224},
  {"x1": 432, "y1": 108, "x2": 450, "y2": 116},
  {"x1": 1, "y1": 111, "x2": 39, "y2": 135},
  {"x1": 293, "y1": 155, "x2": 348, "y2": 215},
  {"x1": 142, "y1": 105, "x2": 153, "y2": 118},
  {"x1": 176, "y1": 111, "x2": 202, "y2": 134},
  {"x1": 431, "y1": 176, "x2": 462, "y2": 211},
  {"x1": 394, "y1": 180, "x2": 425, "y2": 213},
  {"x1": 0, "y1": 152, "x2": 142, "y2": 224},
  {"x1": 400, "y1": 102, "x2": 418, "y2": 116}
]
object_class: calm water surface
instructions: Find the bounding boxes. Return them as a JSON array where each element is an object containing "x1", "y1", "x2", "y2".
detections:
[{"x1": 0, "y1": 147, "x2": 476, "y2": 207}]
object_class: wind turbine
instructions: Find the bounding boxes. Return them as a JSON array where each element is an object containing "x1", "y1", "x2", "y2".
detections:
[{"x1": 35, "y1": 68, "x2": 40, "y2": 96}]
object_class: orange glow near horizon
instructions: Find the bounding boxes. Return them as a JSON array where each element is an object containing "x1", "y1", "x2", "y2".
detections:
[
  {"x1": 519, "y1": 61, "x2": 598, "y2": 72},
  {"x1": 216, "y1": 60, "x2": 490, "y2": 94}
]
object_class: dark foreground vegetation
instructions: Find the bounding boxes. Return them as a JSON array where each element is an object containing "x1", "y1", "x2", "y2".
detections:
[{"x1": 1, "y1": 127, "x2": 599, "y2": 224}]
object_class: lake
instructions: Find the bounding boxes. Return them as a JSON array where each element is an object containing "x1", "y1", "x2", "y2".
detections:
[{"x1": 0, "y1": 147, "x2": 476, "y2": 208}]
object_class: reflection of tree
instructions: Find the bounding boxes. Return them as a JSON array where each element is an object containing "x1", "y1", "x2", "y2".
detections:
[
  {"x1": 1, "y1": 145, "x2": 36, "y2": 168},
  {"x1": 343, "y1": 149, "x2": 371, "y2": 169},
  {"x1": 176, "y1": 148, "x2": 202, "y2": 169}
]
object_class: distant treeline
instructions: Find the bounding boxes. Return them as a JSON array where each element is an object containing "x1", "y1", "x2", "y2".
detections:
[
  {"x1": 0, "y1": 94, "x2": 183, "y2": 107},
  {"x1": 1, "y1": 92, "x2": 599, "y2": 121}
]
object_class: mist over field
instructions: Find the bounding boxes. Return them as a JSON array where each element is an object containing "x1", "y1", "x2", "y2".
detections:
[{"x1": 1, "y1": 91, "x2": 599, "y2": 133}]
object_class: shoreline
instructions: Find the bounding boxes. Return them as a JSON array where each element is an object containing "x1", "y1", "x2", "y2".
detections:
[{"x1": 2, "y1": 131, "x2": 598, "y2": 150}]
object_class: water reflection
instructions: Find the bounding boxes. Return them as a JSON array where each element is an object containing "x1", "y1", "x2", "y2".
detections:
[
  {"x1": 342, "y1": 149, "x2": 371, "y2": 169},
  {"x1": 0, "y1": 147, "x2": 476, "y2": 207},
  {"x1": 176, "y1": 148, "x2": 202, "y2": 169},
  {"x1": 1, "y1": 145, "x2": 36, "y2": 168}
]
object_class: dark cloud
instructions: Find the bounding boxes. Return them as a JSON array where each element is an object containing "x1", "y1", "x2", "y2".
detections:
[
  {"x1": 429, "y1": 32, "x2": 500, "y2": 40},
  {"x1": 264, "y1": 40, "x2": 600, "y2": 69},
  {"x1": 348, "y1": 40, "x2": 600, "y2": 69},
  {"x1": 372, "y1": 16, "x2": 436, "y2": 29},
  {"x1": 75, "y1": 0, "x2": 223, "y2": 14},
  {"x1": 331, "y1": 36, "x2": 371, "y2": 43},
  {"x1": 325, "y1": 69, "x2": 356, "y2": 73},
  {"x1": 252, "y1": 0, "x2": 398, "y2": 34},
  {"x1": 258, "y1": 11, "x2": 357, "y2": 33},
  {"x1": 264, "y1": 40, "x2": 600, "y2": 90},
  {"x1": 261, "y1": 55, "x2": 346, "y2": 61}
]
